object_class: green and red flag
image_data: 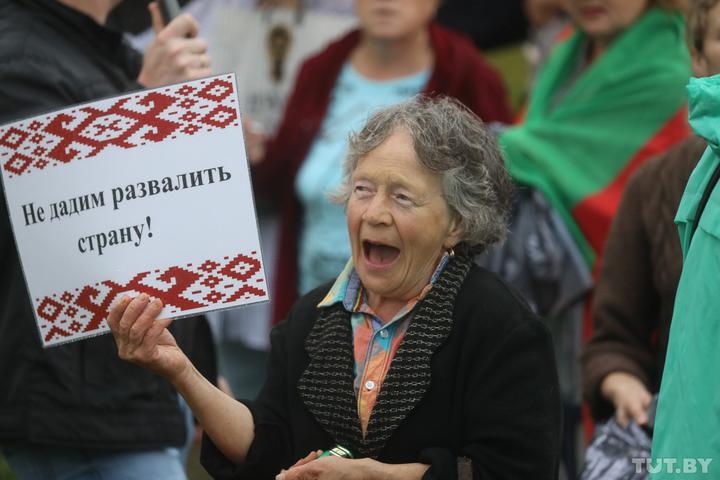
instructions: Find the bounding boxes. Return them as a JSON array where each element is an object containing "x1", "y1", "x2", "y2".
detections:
[{"x1": 501, "y1": 8, "x2": 691, "y2": 268}]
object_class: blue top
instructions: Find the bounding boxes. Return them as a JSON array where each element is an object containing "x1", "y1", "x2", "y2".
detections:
[{"x1": 294, "y1": 62, "x2": 429, "y2": 294}]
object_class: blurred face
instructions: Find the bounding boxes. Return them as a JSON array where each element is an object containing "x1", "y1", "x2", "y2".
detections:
[
  {"x1": 563, "y1": 0, "x2": 649, "y2": 42},
  {"x1": 355, "y1": 0, "x2": 440, "y2": 41},
  {"x1": 346, "y1": 129, "x2": 462, "y2": 304},
  {"x1": 693, "y1": 2, "x2": 720, "y2": 77}
]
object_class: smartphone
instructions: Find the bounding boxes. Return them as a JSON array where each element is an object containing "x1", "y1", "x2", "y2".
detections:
[{"x1": 158, "y1": 0, "x2": 182, "y2": 24}]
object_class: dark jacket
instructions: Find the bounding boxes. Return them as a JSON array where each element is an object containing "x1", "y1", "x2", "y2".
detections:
[
  {"x1": 0, "y1": 0, "x2": 200, "y2": 449},
  {"x1": 581, "y1": 136, "x2": 706, "y2": 420},
  {"x1": 202, "y1": 256, "x2": 562, "y2": 479},
  {"x1": 253, "y1": 23, "x2": 513, "y2": 326}
]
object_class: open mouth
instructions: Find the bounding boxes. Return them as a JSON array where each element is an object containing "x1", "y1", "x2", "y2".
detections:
[{"x1": 362, "y1": 240, "x2": 400, "y2": 267}]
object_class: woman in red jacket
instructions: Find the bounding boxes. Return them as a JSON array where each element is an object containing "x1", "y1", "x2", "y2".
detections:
[{"x1": 246, "y1": 0, "x2": 512, "y2": 325}]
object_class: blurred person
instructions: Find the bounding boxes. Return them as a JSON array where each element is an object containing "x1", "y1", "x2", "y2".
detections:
[
  {"x1": 580, "y1": 0, "x2": 720, "y2": 426},
  {"x1": 502, "y1": 0, "x2": 691, "y2": 272},
  {"x1": 108, "y1": 97, "x2": 561, "y2": 480},
  {"x1": 649, "y1": 1, "x2": 720, "y2": 477},
  {"x1": 182, "y1": 0, "x2": 357, "y2": 399},
  {"x1": 497, "y1": 0, "x2": 690, "y2": 476},
  {"x1": 248, "y1": 0, "x2": 512, "y2": 326},
  {"x1": 0, "y1": 0, "x2": 213, "y2": 478},
  {"x1": 580, "y1": 136, "x2": 706, "y2": 428},
  {"x1": 524, "y1": 0, "x2": 569, "y2": 81}
]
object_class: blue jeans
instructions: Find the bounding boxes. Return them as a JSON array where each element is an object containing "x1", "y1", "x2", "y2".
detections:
[{"x1": 3, "y1": 446, "x2": 187, "y2": 480}]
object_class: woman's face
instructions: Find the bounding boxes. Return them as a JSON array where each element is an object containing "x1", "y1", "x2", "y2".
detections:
[
  {"x1": 346, "y1": 128, "x2": 462, "y2": 303},
  {"x1": 355, "y1": 0, "x2": 439, "y2": 41},
  {"x1": 563, "y1": 0, "x2": 649, "y2": 42}
]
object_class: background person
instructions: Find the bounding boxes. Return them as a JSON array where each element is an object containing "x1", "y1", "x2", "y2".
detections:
[
  {"x1": 108, "y1": 97, "x2": 561, "y2": 480},
  {"x1": 496, "y1": 1, "x2": 690, "y2": 474},
  {"x1": 501, "y1": 0, "x2": 691, "y2": 273},
  {"x1": 247, "y1": 0, "x2": 513, "y2": 328},
  {"x1": 581, "y1": 0, "x2": 720, "y2": 426},
  {"x1": 0, "y1": 0, "x2": 213, "y2": 478}
]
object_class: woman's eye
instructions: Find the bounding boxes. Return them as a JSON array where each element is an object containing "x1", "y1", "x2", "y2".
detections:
[
  {"x1": 353, "y1": 185, "x2": 372, "y2": 197},
  {"x1": 395, "y1": 193, "x2": 413, "y2": 205}
]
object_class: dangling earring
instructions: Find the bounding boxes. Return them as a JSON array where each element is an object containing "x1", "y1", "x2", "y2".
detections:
[{"x1": 448, "y1": 247, "x2": 455, "y2": 257}]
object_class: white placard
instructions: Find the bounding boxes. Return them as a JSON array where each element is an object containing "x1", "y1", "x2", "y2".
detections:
[{"x1": 0, "y1": 74, "x2": 268, "y2": 347}]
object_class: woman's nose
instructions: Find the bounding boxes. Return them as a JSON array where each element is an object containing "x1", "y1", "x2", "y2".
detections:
[{"x1": 362, "y1": 194, "x2": 392, "y2": 225}]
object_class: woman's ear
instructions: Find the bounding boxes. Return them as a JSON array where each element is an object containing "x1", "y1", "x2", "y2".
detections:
[{"x1": 443, "y1": 215, "x2": 464, "y2": 250}]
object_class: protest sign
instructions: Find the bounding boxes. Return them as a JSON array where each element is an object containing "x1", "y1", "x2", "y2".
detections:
[{"x1": 0, "y1": 74, "x2": 268, "y2": 347}]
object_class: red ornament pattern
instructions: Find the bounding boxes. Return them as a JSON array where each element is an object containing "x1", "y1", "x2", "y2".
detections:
[
  {"x1": 36, "y1": 251, "x2": 266, "y2": 346},
  {"x1": 0, "y1": 76, "x2": 239, "y2": 179}
]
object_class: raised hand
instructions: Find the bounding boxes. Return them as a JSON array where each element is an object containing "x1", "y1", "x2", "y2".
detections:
[
  {"x1": 138, "y1": 2, "x2": 212, "y2": 87},
  {"x1": 107, "y1": 294, "x2": 190, "y2": 382}
]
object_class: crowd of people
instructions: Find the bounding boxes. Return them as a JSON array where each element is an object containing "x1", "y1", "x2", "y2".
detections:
[{"x1": 1, "y1": 0, "x2": 719, "y2": 479}]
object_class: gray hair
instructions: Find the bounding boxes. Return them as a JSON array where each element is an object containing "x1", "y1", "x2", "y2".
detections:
[{"x1": 330, "y1": 95, "x2": 513, "y2": 255}]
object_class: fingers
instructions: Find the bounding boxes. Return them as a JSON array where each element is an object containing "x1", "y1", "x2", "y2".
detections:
[
  {"x1": 148, "y1": 1, "x2": 165, "y2": 33},
  {"x1": 143, "y1": 316, "x2": 173, "y2": 349},
  {"x1": 162, "y1": 12, "x2": 200, "y2": 39},
  {"x1": 629, "y1": 403, "x2": 649, "y2": 426},
  {"x1": 117, "y1": 294, "x2": 152, "y2": 344},
  {"x1": 184, "y1": 37, "x2": 209, "y2": 54},
  {"x1": 129, "y1": 298, "x2": 165, "y2": 346},
  {"x1": 139, "y1": 9, "x2": 210, "y2": 87},
  {"x1": 107, "y1": 295, "x2": 132, "y2": 333},
  {"x1": 112, "y1": 294, "x2": 165, "y2": 359},
  {"x1": 290, "y1": 450, "x2": 322, "y2": 468},
  {"x1": 629, "y1": 393, "x2": 652, "y2": 426}
]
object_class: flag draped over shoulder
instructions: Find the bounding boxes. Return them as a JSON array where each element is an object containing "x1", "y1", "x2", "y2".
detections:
[{"x1": 501, "y1": 9, "x2": 691, "y2": 266}]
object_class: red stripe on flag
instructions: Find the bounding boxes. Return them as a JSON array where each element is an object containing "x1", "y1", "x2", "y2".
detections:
[
  {"x1": 576, "y1": 107, "x2": 690, "y2": 440},
  {"x1": 573, "y1": 106, "x2": 690, "y2": 260}
]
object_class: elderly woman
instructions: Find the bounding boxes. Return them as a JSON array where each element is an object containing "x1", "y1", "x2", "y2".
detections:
[
  {"x1": 109, "y1": 97, "x2": 560, "y2": 480},
  {"x1": 247, "y1": 0, "x2": 512, "y2": 327}
]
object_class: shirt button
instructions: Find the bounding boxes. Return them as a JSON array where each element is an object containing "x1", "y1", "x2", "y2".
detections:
[
  {"x1": 365, "y1": 380, "x2": 376, "y2": 391},
  {"x1": 379, "y1": 329, "x2": 389, "y2": 339}
]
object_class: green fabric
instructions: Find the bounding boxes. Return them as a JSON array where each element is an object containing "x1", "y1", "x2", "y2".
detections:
[
  {"x1": 650, "y1": 75, "x2": 720, "y2": 479},
  {"x1": 501, "y1": 9, "x2": 690, "y2": 265}
]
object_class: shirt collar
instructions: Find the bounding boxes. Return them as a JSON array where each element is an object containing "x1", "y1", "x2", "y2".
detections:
[{"x1": 318, "y1": 253, "x2": 451, "y2": 311}]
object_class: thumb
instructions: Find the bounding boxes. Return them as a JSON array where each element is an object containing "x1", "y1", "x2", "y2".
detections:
[
  {"x1": 148, "y1": 2, "x2": 165, "y2": 33},
  {"x1": 630, "y1": 403, "x2": 649, "y2": 426}
]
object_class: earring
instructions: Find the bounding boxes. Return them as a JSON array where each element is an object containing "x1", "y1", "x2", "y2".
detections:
[{"x1": 448, "y1": 247, "x2": 455, "y2": 257}]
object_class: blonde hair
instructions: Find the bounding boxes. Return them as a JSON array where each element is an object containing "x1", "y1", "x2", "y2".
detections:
[{"x1": 687, "y1": 0, "x2": 720, "y2": 52}]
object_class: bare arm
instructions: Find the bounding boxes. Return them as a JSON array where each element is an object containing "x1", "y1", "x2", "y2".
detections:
[{"x1": 107, "y1": 295, "x2": 253, "y2": 462}]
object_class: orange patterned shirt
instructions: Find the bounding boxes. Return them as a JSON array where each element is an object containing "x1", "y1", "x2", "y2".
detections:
[{"x1": 318, "y1": 255, "x2": 448, "y2": 435}]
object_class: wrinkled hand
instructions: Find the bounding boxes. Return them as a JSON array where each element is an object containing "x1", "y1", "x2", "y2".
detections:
[
  {"x1": 107, "y1": 294, "x2": 189, "y2": 382},
  {"x1": 138, "y1": 2, "x2": 211, "y2": 87},
  {"x1": 276, "y1": 454, "x2": 367, "y2": 480},
  {"x1": 601, "y1": 371, "x2": 652, "y2": 428}
]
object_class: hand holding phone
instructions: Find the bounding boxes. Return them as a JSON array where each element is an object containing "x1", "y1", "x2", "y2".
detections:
[{"x1": 137, "y1": 1, "x2": 211, "y2": 87}]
